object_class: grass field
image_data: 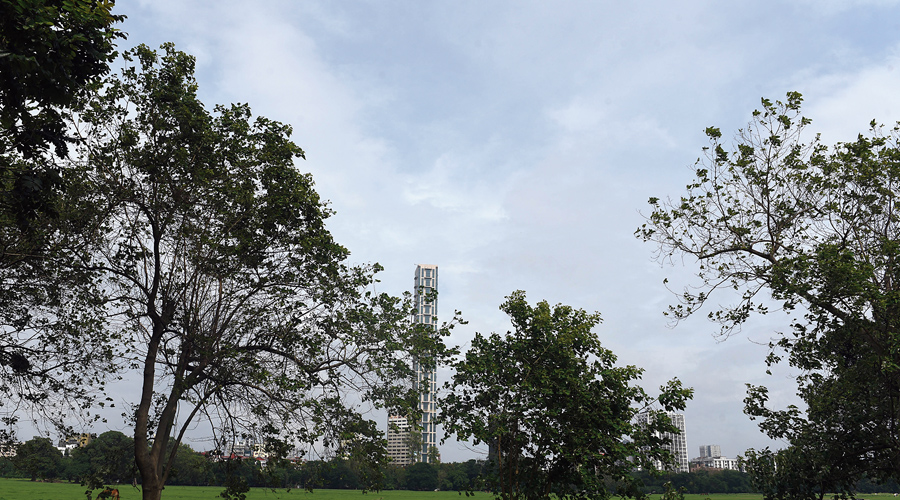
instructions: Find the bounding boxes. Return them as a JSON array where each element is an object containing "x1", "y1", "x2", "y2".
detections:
[
  {"x1": 8, "y1": 479, "x2": 895, "y2": 500},
  {"x1": 0, "y1": 480, "x2": 804, "y2": 500},
  {"x1": 0, "y1": 478, "x2": 494, "y2": 500},
  {"x1": 0, "y1": 479, "x2": 770, "y2": 500}
]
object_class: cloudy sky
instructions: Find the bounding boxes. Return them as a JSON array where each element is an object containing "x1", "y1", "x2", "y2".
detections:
[{"x1": 109, "y1": 0, "x2": 900, "y2": 462}]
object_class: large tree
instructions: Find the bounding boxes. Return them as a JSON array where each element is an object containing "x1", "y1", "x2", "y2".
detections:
[
  {"x1": 440, "y1": 291, "x2": 693, "y2": 500},
  {"x1": 67, "y1": 44, "x2": 455, "y2": 500},
  {"x1": 741, "y1": 443, "x2": 856, "y2": 500},
  {"x1": 638, "y1": 92, "x2": 900, "y2": 487},
  {"x1": 0, "y1": 0, "x2": 124, "y2": 438},
  {"x1": 13, "y1": 436, "x2": 62, "y2": 481},
  {"x1": 68, "y1": 431, "x2": 136, "y2": 488}
]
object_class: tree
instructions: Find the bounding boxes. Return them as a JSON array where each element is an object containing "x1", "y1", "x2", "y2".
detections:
[
  {"x1": 637, "y1": 92, "x2": 900, "y2": 487},
  {"x1": 69, "y1": 431, "x2": 136, "y2": 487},
  {"x1": 406, "y1": 461, "x2": 438, "y2": 491},
  {"x1": 440, "y1": 291, "x2": 693, "y2": 500},
  {"x1": 167, "y1": 443, "x2": 210, "y2": 486},
  {"x1": 0, "y1": 0, "x2": 124, "y2": 438},
  {"x1": 12, "y1": 436, "x2": 62, "y2": 481},
  {"x1": 65, "y1": 43, "x2": 456, "y2": 500},
  {"x1": 741, "y1": 445, "x2": 857, "y2": 500}
]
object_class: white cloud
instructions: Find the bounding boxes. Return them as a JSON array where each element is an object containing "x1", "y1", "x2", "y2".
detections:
[{"x1": 802, "y1": 46, "x2": 900, "y2": 143}]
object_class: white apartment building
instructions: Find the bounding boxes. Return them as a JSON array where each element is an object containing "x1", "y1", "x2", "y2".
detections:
[
  {"x1": 691, "y1": 455, "x2": 740, "y2": 471},
  {"x1": 692, "y1": 444, "x2": 740, "y2": 471},
  {"x1": 0, "y1": 442, "x2": 17, "y2": 458},
  {"x1": 634, "y1": 411, "x2": 689, "y2": 474}
]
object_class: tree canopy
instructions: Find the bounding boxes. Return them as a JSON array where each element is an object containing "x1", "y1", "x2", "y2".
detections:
[
  {"x1": 440, "y1": 291, "x2": 692, "y2": 500},
  {"x1": 13, "y1": 436, "x2": 62, "y2": 481},
  {"x1": 67, "y1": 431, "x2": 136, "y2": 488},
  {"x1": 60, "y1": 43, "x2": 456, "y2": 500},
  {"x1": 638, "y1": 92, "x2": 900, "y2": 490},
  {"x1": 0, "y1": 0, "x2": 124, "y2": 438},
  {"x1": 0, "y1": 0, "x2": 124, "y2": 158}
]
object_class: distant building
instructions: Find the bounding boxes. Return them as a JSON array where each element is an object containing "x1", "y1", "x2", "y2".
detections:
[
  {"x1": 386, "y1": 415, "x2": 412, "y2": 465},
  {"x1": 0, "y1": 442, "x2": 17, "y2": 458},
  {"x1": 220, "y1": 439, "x2": 268, "y2": 460},
  {"x1": 386, "y1": 264, "x2": 440, "y2": 465},
  {"x1": 57, "y1": 433, "x2": 94, "y2": 455},
  {"x1": 691, "y1": 455, "x2": 740, "y2": 471},
  {"x1": 412, "y1": 264, "x2": 438, "y2": 463},
  {"x1": 634, "y1": 411, "x2": 689, "y2": 473},
  {"x1": 691, "y1": 444, "x2": 740, "y2": 471}
]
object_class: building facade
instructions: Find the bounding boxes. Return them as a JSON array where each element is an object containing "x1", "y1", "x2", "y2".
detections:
[
  {"x1": 386, "y1": 264, "x2": 439, "y2": 465},
  {"x1": 57, "y1": 433, "x2": 94, "y2": 455},
  {"x1": 634, "y1": 411, "x2": 689, "y2": 474},
  {"x1": 691, "y1": 455, "x2": 740, "y2": 471},
  {"x1": 386, "y1": 415, "x2": 413, "y2": 466},
  {"x1": 698, "y1": 444, "x2": 721, "y2": 459},
  {"x1": 691, "y1": 444, "x2": 740, "y2": 471},
  {"x1": 413, "y1": 264, "x2": 438, "y2": 463}
]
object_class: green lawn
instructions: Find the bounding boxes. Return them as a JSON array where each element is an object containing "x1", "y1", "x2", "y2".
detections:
[
  {"x1": 649, "y1": 496, "x2": 898, "y2": 500},
  {"x1": 0, "y1": 478, "x2": 492, "y2": 500},
  {"x1": 649, "y1": 496, "x2": 762, "y2": 500},
  {"x1": 22, "y1": 480, "x2": 899, "y2": 500},
  {"x1": 23, "y1": 480, "x2": 898, "y2": 500}
]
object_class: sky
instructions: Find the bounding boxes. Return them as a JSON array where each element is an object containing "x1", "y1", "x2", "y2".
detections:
[{"x1": 76, "y1": 0, "x2": 900, "y2": 462}]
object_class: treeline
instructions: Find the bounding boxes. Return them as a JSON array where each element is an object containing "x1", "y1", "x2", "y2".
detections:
[
  {"x1": 0, "y1": 431, "x2": 487, "y2": 491},
  {"x1": 303, "y1": 460, "x2": 485, "y2": 491},
  {"x1": 633, "y1": 470, "x2": 900, "y2": 495},
  {"x1": 633, "y1": 470, "x2": 755, "y2": 494},
  {"x1": 16, "y1": 431, "x2": 900, "y2": 495},
  {"x1": 1, "y1": 431, "x2": 219, "y2": 486}
]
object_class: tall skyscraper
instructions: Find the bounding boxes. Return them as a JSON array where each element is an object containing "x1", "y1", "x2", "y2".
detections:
[
  {"x1": 634, "y1": 411, "x2": 689, "y2": 473},
  {"x1": 386, "y1": 264, "x2": 439, "y2": 465},
  {"x1": 412, "y1": 264, "x2": 438, "y2": 463}
]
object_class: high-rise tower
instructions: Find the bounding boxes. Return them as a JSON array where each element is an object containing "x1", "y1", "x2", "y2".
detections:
[
  {"x1": 412, "y1": 264, "x2": 438, "y2": 463},
  {"x1": 386, "y1": 264, "x2": 439, "y2": 465}
]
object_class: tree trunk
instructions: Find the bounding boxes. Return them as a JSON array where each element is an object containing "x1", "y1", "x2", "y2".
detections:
[{"x1": 141, "y1": 475, "x2": 164, "y2": 500}]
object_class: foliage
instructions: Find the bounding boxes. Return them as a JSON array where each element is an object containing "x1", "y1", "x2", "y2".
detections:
[
  {"x1": 659, "y1": 482, "x2": 686, "y2": 500},
  {"x1": 741, "y1": 447, "x2": 824, "y2": 500},
  {"x1": 0, "y1": 456, "x2": 17, "y2": 477},
  {"x1": 12, "y1": 436, "x2": 62, "y2": 481},
  {"x1": 167, "y1": 444, "x2": 211, "y2": 486},
  {"x1": 68, "y1": 431, "x2": 136, "y2": 487},
  {"x1": 856, "y1": 476, "x2": 900, "y2": 493},
  {"x1": 0, "y1": 222, "x2": 111, "y2": 430},
  {"x1": 638, "y1": 92, "x2": 900, "y2": 486},
  {"x1": 0, "y1": 0, "x2": 124, "y2": 158},
  {"x1": 405, "y1": 462, "x2": 438, "y2": 491},
  {"x1": 633, "y1": 469, "x2": 755, "y2": 494},
  {"x1": 63, "y1": 43, "x2": 456, "y2": 500},
  {"x1": 0, "y1": 0, "x2": 124, "y2": 445},
  {"x1": 440, "y1": 290, "x2": 693, "y2": 500}
]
